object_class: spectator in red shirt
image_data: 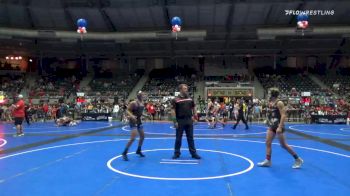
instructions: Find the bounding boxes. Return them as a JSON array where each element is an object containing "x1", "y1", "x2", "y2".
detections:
[
  {"x1": 38, "y1": 90, "x2": 45, "y2": 97},
  {"x1": 12, "y1": 94, "x2": 25, "y2": 137},
  {"x1": 43, "y1": 102, "x2": 49, "y2": 121},
  {"x1": 148, "y1": 103, "x2": 156, "y2": 121}
]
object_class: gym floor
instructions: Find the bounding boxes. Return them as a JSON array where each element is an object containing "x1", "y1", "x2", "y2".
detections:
[{"x1": 0, "y1": 121, "x2": 349, "y2": 196}]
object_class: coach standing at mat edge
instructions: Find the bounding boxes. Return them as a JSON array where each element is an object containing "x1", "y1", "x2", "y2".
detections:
[
  {"x1": 171, "y1": 84, "x2": 201, "y2": 159},
  {"x1": 12, "y1": 94, "x2": 25, "y2": 137}
]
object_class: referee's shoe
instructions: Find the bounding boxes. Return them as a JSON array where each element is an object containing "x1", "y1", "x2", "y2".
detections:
[{"x1": 172, "y1": 154, "x2": 201, "y2": 160}]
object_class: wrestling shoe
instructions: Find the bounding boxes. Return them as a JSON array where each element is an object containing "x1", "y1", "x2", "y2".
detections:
[
  {"x1": 257, "y1": 159, "x2": 272, "y2": 167},
  {"x1": 136, "y1": 150, "x2": 145, "y2": 157},
  {"x1": 292, "y1": 158, "x2": 304, "y2": 169},
  {"x1": 122, "y1": 153, "x2": 129, "y2": 161},
  {"x1": 191, "y1": 154, "x2": 201, "y2": 159}
]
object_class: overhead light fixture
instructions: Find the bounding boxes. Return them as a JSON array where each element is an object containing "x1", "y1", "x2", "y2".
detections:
[
  {"x1": 19, "y1": 56, "x2": 22, "y2": 60},
  {"x1": 10, "y1": 57, "x2": 14, "y2": 60},
  {"x1": 5, "y1": 56, "x2": 9, "y2": 60},
  {"x1": 29, "y1": 59, "x2": 33, "y2": 62}
]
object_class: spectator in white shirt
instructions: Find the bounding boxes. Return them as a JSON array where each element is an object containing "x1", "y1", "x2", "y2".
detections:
[{"x1": 113, "y1": 104, "x2": 120, "y2": 119}]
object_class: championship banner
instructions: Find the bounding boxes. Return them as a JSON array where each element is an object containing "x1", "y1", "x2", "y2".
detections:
[
  {"x1": 311, "y1": 115, "x2": 347, "y2": 124},
  {"x1": 207, "y1": 89, "x2": 253, "y2": 97}
]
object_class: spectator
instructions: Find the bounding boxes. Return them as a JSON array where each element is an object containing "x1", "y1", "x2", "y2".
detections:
[{"x1": 113, "y1": 103, "x2": 120, "y2": 120}]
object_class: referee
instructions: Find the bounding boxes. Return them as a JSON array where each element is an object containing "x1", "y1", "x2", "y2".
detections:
[
  {"x1": 171, "y1": 84, "x2": 201, "y2": 159},
  {"x1": 232, "y1": 99, "x2": 249, "y2": 130}
]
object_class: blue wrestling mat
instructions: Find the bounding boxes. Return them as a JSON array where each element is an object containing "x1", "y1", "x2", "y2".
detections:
[{"x1": 0, "y1": 121, "x2": 349, "y2": 195}]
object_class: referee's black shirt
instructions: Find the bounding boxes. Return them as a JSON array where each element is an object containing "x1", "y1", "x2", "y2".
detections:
[{"x1": 172, "y1": 95, "x2": 195, "y2": 120}]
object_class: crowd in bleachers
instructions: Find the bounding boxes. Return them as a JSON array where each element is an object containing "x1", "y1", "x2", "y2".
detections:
[
  {"x1": 2, "y1": 63, "x2": 350, "y2": 125},
  {"x1": 28, "y1": 75, "x2": 80, "y2": 99},
  {"x1": 88, "y1": 74, "x2": 141, "y2": 100},
  {"x1": 0, "y1": 98, "x2": 117, "y2": 123},
  {"x1": 195, "y1": 94, "x2": 349, "y2": 125},
  {"x1": 0, "y1": 61, "x2": 21, "y2": 71},
  {"x1": 142, "y1": 68, "x2": 196, "y2": 99},
  {"x1": 142, "y1": 77, "x2": 195, "y2": 98},
  {"x1": 257, "y1": 73, "x2": 325, "y2": 96},
  {"x1": 204, "y1": 74, "x2": 253, "y2": 83},
  {"x1": 254, "y1": 66, "x2": 336, "y2": 98},
  {"x1": 228, "y1": 66, "x2": 350, "y2": 122},
  {"x1": 319, "y1": 75, "x2": 350, "y2": 98},
  {"x1": 2, "y1": 92, "x2": 347, "y2": 124},
  {"x1": 0, "y1": 75, "x2": 25, "y2": 95}
]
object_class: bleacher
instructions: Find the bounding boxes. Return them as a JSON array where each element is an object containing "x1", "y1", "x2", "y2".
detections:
[
  {"x1": 88, "y1": 75, "x2": 141, "y2": 100},
  {"x1": 142, "y1": 78, "x2": 195, "y2": 97},
  {"x1": 204, "y1": 74, "x2": 254, "y2": 88},
  {"x1": 0, "y1": 75, "x2": 25, "y2": 96},
  {"x1": 255, "y1": 66, "x2": 324, "y2": 96},
  {"x1": 29, "y1": 75, "x2": 80, "y2": 99},
  {"x1": 318, "y1": 75, "x2": 350, "y2": 97},
  {"x1": 257, "y1": 74, "x2": 322, "y2": 95},
  {"x1": 141, "y1": 68, "x2": 196, "y2": 99}
]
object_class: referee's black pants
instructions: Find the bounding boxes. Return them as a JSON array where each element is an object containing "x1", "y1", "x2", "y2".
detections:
[
  {"x1": 174, "y1": 118, "x2": 197, "y2": 156},
  {"x1": 233, "y1": 114, "x2": 249, "y2": 129}
]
